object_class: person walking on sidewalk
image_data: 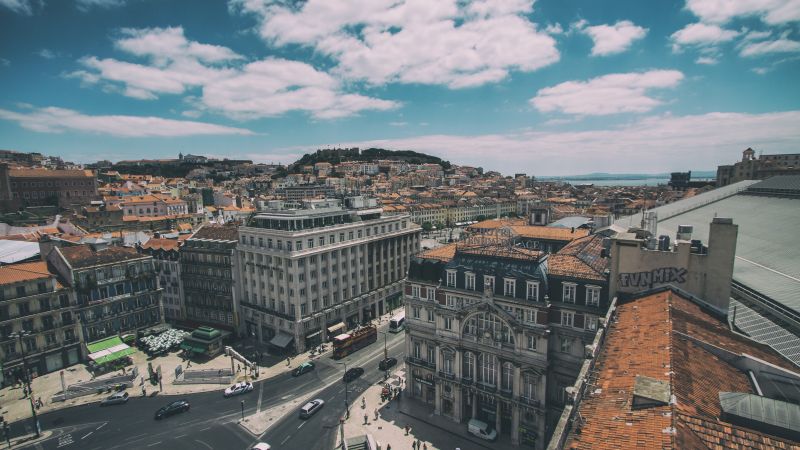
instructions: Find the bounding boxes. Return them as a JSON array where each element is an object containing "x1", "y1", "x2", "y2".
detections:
[
  {"x1": 374, "y1": 408, "x2": 379, "y2": 421},
  {"x1": 412, "y1": 441, "x2": 417, "y2": 450},
  {"x1": 405, "y1": 425, "x2": 410, "y2": 435},
  {"x1": 364, "y1": 413, "x2": 368, "y2": 425}
]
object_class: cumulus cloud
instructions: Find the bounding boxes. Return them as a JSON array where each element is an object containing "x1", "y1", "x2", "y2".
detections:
[
  {"x1": 670, "y1": 23, "x2": 739, "y2": 49},
  {"x1": 69, "y1": 26, "x2": 394, "y2": 119},
  {"x1": 684, "y1": 0, "x2": 800, "y2": 25},
  {"x1": 0, "y1": 0, "x2": 41, "y2": 15},
  {"x1": 311, "y1": 110, "x2": 800, "y2": 174},
  {"x1": 575, "y1": 20, "x2": 648, "y2": 56},
  {"x1": 530, "y1": 70, "x2": 684, "y2": 116},
  {"x1": 201, "y1": 58, "x2": 400, "y2": 119},
  {"x1": 230, "y1": 0, "x2": 559, "y2": 88},
  {"x1": 739, "y1": 31, "x2": 800, "y2": 56},
  {"x1": 75, "y1": 0, "x2": 127, "y2": 11},
  {"x1": 0, "y1": 105, "x2": 254, "y2": 137},
  {"x1": 696, "y1": 56, "x2": 720, "y2": 64}
]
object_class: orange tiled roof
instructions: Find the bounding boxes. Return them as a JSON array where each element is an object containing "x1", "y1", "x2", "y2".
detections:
[
  {"x1": 140, "y1": 238, "x2": 181, "y2": 251},
  {"x1": 548, "y1": 234, "x2": 608, "y2": 281},
  {"x1": 511, "y1": 225, "x2": 589, "y2": 241},
  {"x1": 9, "y1": 168, "x2": 93, "y2": 178},
  {"x1": 565, "y1": 289, "x2": 800, "y2": 450},
  {"x1": 0, "y1": 261, "x2": 53, "y2": 285},
  {"x1": 418, "y1": 243, "x2": 457, "y2": 262},
  {"x1": 58, "y1": 245, "x2": 145, "y2": 268}
]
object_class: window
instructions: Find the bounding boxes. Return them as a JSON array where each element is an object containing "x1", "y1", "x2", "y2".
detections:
[
  {"x1": 445, "y1": 295, "x2": 456, "y2": 308},
  {"x1": 483, "y1": 275, "x2": 494, "y2": 291},
  {"x1": 444, "y1": 317, "x2": 453, "y2": 330},
  {"x1": 563, "y1": 283, "x2": 577, "y2": 303},
  {"x1": 504, "y1": 278, "x2": 515, "y2": 297},
  {"x1": 502, "y1": 362, "x2": 513, "y2": 391},
  {"x1": 427, "y1": 288, "x2": 435, "y2": 302},
  {"x1": 412, "y1": 306, "x2": 420, "y2": 319},
  {"x1": 413, "y1": 342, "x2": 421, "y2": 359},
  {"x1": 586, "y1": 286, "x2": 601, "y2": 307},
  {"x1": 524, "y1": 309, "x2": 537, "y2": 324},
  {"x1": 561, "y1": 311, "x2": 574, "y2": 327},
  {"x1": 463, "y1": 352, "x2": 475, "y2": 379},
  {"x1": 523, "y1": 374, "x2": 537, "y2": 400},
  {"x1": 427, "y1": 309, "x2": 434, "y2": 322},
  {"x1": 427, "y1": 346, "x2": 435, "y2": 363},
  {"x1": 560, "y1": 337, "x2": 572, "y2": 353},
  {"x1": 411, "y1": 285, "x2": 420, "y2": 298},
  {"x1": 526, "y1": 281, "x2": 539, "y2": 301},
  {"x1": 527, "y1": 335, "x2": 537, "y2": 351},
  {"x1": 443, "y1": 356, "x2": 453, "y2": 374},
  {"x1": 446, "y1": 270, "x2": 456, "y2": 287},
  {"x1": 465, "y1": 272, "x2": 475, "y2": 290},
  {"x1": 480, "y1": 354, "x2": 496, "y2": 385},
  {"x1": 585, "y1": 315, "x2": 598, "y2": 331}
]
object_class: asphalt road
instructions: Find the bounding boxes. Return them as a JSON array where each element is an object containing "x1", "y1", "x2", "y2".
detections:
[
  {"x1": 256, "y1": 332, "x2": 406, "y2": 450},
  {"x1": 10, "y1": 327, "x2": 406, "y2": 450}
]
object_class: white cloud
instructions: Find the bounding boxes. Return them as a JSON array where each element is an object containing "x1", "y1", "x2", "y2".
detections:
[
  {"x1": 0, "y1": 58, "x2": 9, "y2": 66},
  {"x1": 389, "y1": 121, "x2": 408, "y2": 127},
  {"x1": 0, "y1": 0, "x2": 40, "y2": 15},
  {"x1": 114, "y1": 27, "x2": 242, "y2": 64},
  {"x1": 307, "y1": 110, "x2": 800, "y2": 174},
  {"x1": 530, "y1": 70, "x2": 684, "y2": 116},
  {"x1": 38, "y1": 49, "x2": 56, "y2": 59},
  {"x1": 739, "y1": 33, "x2": 800, "y2": 56},
  {"x1": 231, "y1": 0, "x2": 559, "y2": 88},
  {"x1": 75, "y1": 0, "x2": 127, "y2": 11},
  {"x1": 696, "y1": 56, "x2": 720, "y2": 64},
  {"x1": 685, "y1": 0, "x2": 800, "y2": 25},
  {"x1": 670, "y1": 23, "x2": 739, "y2": 50},
  {"x1": 575, "y1": 20, "x2": 648, "y2": 56},
  {"x1": 0, "y1": 105, "x2": 254, "y2": 137},
  {"x1": 201, "y1": 58, "x2": 399, "y2": 119}
]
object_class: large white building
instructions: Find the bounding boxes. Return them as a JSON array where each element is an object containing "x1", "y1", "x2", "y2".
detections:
[{"x1": 235, "y1": 198, "x2": 421, "y2": 353}]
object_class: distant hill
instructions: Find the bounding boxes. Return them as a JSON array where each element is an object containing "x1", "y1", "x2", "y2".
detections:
[{"x1": 289, "y1": 147, "x2": 451, "y2": 173}]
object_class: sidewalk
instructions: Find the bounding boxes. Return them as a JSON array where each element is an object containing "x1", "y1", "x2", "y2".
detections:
[{"x1": 338, "y1": 367, "x2": 517, "y2": 450}]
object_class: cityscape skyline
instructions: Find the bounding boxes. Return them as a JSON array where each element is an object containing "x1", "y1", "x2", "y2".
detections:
[{"x1": 1, "y1": 0, "x2": 799, "y2": 175}]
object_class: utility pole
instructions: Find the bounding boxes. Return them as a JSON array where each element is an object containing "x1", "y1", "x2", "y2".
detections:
[{"x1": 11, "y1": 331, "x2": 39, "y2": 438}]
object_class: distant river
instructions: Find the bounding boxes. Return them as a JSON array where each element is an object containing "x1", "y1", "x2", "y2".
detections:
[{"x1": 549, "y1": 177, "x2": 670, "y2": 186}]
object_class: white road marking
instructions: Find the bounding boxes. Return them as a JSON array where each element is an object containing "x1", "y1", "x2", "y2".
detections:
[
  {"x1": 174, "y1": 434, "x2": 188, "y2": 439},
  {"x1": 297, "y1": 421, "x2": 306, "y2": 429},
  {"x1": 81, "y1": 432, "x2": 93, "y2": 439},
  {"x1": 281, "y1": 435, "x2": 292, "y2": 445},
  {"x1": 96, "y1": 423, "x2": 107, "y2": 431},
  {"x1": 257, "y1": 382, "x2": 264, "y2": 413},
  {"x1": 57, "y1": 434, "x2": 74, "y2": 448},
  {"x1": 146, "y1": 441, "x2": 162, "y2": 447},
  {"x1": 194, "y1": 440, "x2": 213, "y2": 450},
  {"x1": 198, "y1": 426, "x2": 212, "y2": 431}
]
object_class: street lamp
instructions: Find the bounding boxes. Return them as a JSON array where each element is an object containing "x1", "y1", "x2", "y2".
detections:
[
  {"x1": 336, "y1": 360, "x2": 350, "y2": 419},
  {"x1": 378, "y1": 331, "x2": 389, "y2": 380},
  {"x1": 9, "y1": 331, "x2": 40, "y2": 438}
]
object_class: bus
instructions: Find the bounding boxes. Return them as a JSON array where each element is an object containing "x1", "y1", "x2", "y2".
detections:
[
  {"x1": 332, "y1": 325, "x2": 377, "y2": 359},
  {"x1": 389, "y1": 311, "x2": 406, "y2": 333}
]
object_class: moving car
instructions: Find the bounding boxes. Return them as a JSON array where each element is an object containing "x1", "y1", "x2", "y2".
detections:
[
  {"x1": 299, "y1": 399, "x2": 325, "y2": 419},
  {"x1": 251, "y1": 443, "x2": 271, "y2": 450},
  {"x1": 100, "y1": 391, "x2": 129, "y2": 406},
  {"x1": 224, "y1": 382, "x2": 254, "y2": 397},
  {"x1": 154, "y1": 399, "x2": 190, "y2": 420},
  {"x1": 467, "y1": 419, "x2": 497, "y2": 441},
  {"x1": 342, "y1": 367, "x2": 364, "y2": 382},
  {"x1": 292, "y1": 361, "x2": 315, "y2": 377},
  {"x1": 378, "y1": 357, "x2": 397, "y2": 371}
]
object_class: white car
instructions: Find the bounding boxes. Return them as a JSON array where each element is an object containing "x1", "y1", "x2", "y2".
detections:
[
  {"x1": 224, "y1": 382, "x2": 254, "y2": 397},
  {"x1": 251, "y1": 443, "x2": 271, "y2": 450}
]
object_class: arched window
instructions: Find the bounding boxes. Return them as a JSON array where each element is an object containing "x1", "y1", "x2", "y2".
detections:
[
  {"x1": 480, "y1": 354, "x2": 496, "y2": 386},
  {"x1": 463, "y1": 352, "x2": 474, "y2": 380},
  {"x1": 502, "y1": 362, "x2": 514, "y2": 391}
]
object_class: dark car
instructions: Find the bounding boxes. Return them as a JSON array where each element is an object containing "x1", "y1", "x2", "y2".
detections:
[
  {"x1": 292, "y1": 361, "x2": 315, "y2": 377},
  {"x1": 378, "y1": 357, "x2": 397, "y2": 371},
  {"x1": 154, "y1": 399, "x2": 190, "y2": 420},
  {"x1": 342, "y1": 367, "x2": 364, "y2": 382}
]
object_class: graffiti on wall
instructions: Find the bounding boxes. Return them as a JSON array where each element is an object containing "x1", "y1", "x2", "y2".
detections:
[{"x1": 618, "y1": 267, "x2": 687, "y2": 289}]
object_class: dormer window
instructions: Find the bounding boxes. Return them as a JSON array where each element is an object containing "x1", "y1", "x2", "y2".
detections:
[
  {"x1": 504, "y1": 278, "x2": 516, "y2": 297},
  {"x1": 446, "y1": 270, "x2": 456, "y2": 287}
]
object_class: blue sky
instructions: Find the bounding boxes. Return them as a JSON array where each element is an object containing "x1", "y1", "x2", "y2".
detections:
[{"x1": 1, "y1": 0, "x2": 799, "y2": 175}]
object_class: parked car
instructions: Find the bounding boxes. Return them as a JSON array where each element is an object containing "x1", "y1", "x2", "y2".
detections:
[
  {"x1": 224, "y1": 382, "x2": 254, "y2": 397},
  {"x1": 154, "y1": 399, "x2": 190, "y2": 420},
  {"x1": 468, "y1": 419, "x2": 497, "y2": 441},
  {"x1": 100, "y1": 391, "x2": 129, "y2": 406},
  {"x1": 251, "y1": 444, "x2": 271, "y2": 450},
  {"x1": 299, "y1": 399, "x2": 325, "y2": 419},
  {"x1": 292, "y1": 361, "x2": 315, "y2": 377},
  {"x1": 378, "y1": 357, "x2": 397, "y2": 371},
  {"x1": 342, "y1": 367, "x2": 364, "y2": 382}
]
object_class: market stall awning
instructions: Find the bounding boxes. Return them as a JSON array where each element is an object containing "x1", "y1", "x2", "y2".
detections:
[
  {"x1": 87, "y1": 336, "x2": 126, "y2": 354},
  {"x1": 269, "y1": 332, "x2": 294, "y2": 349},
  {"x1": 89, "y1": 345, "x2": 136, "y2": 365}
]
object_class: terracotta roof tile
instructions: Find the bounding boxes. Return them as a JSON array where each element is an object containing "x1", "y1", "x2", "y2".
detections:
[
  {"x1": 548, "y1": 234, "x2": 608, "y2": 281},
  {"x1": 58, "y1": 245, "x2": 146, "y2": 268},
  {"x1": 0, "y1": 261, "x2": 53, "y2": 285}
]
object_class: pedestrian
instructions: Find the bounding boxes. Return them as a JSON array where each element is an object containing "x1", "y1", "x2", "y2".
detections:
[
  {"x1": 187, "y1": 360, "x2": 191, "y2": 368},
  {"x1": 374, "y1": 408, "x2": 378, "y2": 420},
  {"x1": 405, "y1": 425, "x2": 410, "y2": 435},
  {"x1": 423, "y1": 444, "x2": 427, "y2": 450},
  {"x1": 412, "y1": 441, "x2": 417, "y2": 450},
  {"x1": 364, "y1": 413, "x2": 368, "y2": 425},
  {"x1": 386, "y1": 445, "x2": 391, "y2": 450},
  {"x1": 142, "y1": 386, "x2": 146, "y2": 397},
  {"x1": 23, "y1": 385, "x2": 28, "y2": 398}
]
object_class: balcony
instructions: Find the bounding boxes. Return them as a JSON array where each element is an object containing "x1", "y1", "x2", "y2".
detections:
[
  {"x1": 405, "y1": 356, "x2": 435, "y2": 369},
  {"x1": 438, "y1": 371, "x2": 456, "y2": 381},
  {"x1": 476, "y1": 382, "x2": 497, "y2": 394},
  {"x1": 519, "y1": 396, "x2": 540, "y2": 408}
]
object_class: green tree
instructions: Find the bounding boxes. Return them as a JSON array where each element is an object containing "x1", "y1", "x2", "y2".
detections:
[{"x1": 421, "y1": 222, "x2": 433, "y2": 232}]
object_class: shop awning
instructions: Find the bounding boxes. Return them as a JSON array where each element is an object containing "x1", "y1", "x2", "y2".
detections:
[
  {"x1": 180, "y1": 342, "x2": 206, "y2": 353},
  {"x1": 269, "y1": 332, "x2": 294, "y2": 349},
  {"x1": 89, "y1": 343, "x2": 136, "y2": 365},
  {"x1": 327, "y1": 322, "x2": 345, "y2": 334}
]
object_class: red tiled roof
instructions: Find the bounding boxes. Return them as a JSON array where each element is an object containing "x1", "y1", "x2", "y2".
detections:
[
  {"x1": 58, "y1": 245, "x2": 146, "y2": 268},
  {"x1": 548, "y1": 234, "x2": 608, "y2": 281},
  {"x1": 565, "y1": 290, "x2": 799, "y2": 450},
  {"x1": 140, "y1": 238, "x2": 181, "y2": 251},
  {"x1": 9, "y1": 169, "x2": 94, "y2": 178},
  {"x1": 0, "y1": 261, "x2": 53, "y2": 285}
]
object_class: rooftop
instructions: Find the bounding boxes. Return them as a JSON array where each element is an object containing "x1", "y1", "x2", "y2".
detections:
[
  {"x1": 565, "y1": 289, "x2": 800, "y2": 450},
  {"x1": 548, "y1": 234, "x2": 608, "y2": 282},
  {"x1": 0, "y1": 261, "x2": 53, "y2": 286},
  {"x1": 190, "y1": 224, "x2": 239, "y2": 242},
  {"x1": 58, "y1": 245, "x2": 147, "y2": 269},
  {"x1": 139, "y1": 238, "x2": 181, "y2": 251},
  {"x1": 9, "y1": 168, "x2": 94, "y2": 178}
]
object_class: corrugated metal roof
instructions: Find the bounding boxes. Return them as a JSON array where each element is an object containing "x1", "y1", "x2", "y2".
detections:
[{"x1": 0, "y1": 240, "x2": 40, "y2": 264}]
